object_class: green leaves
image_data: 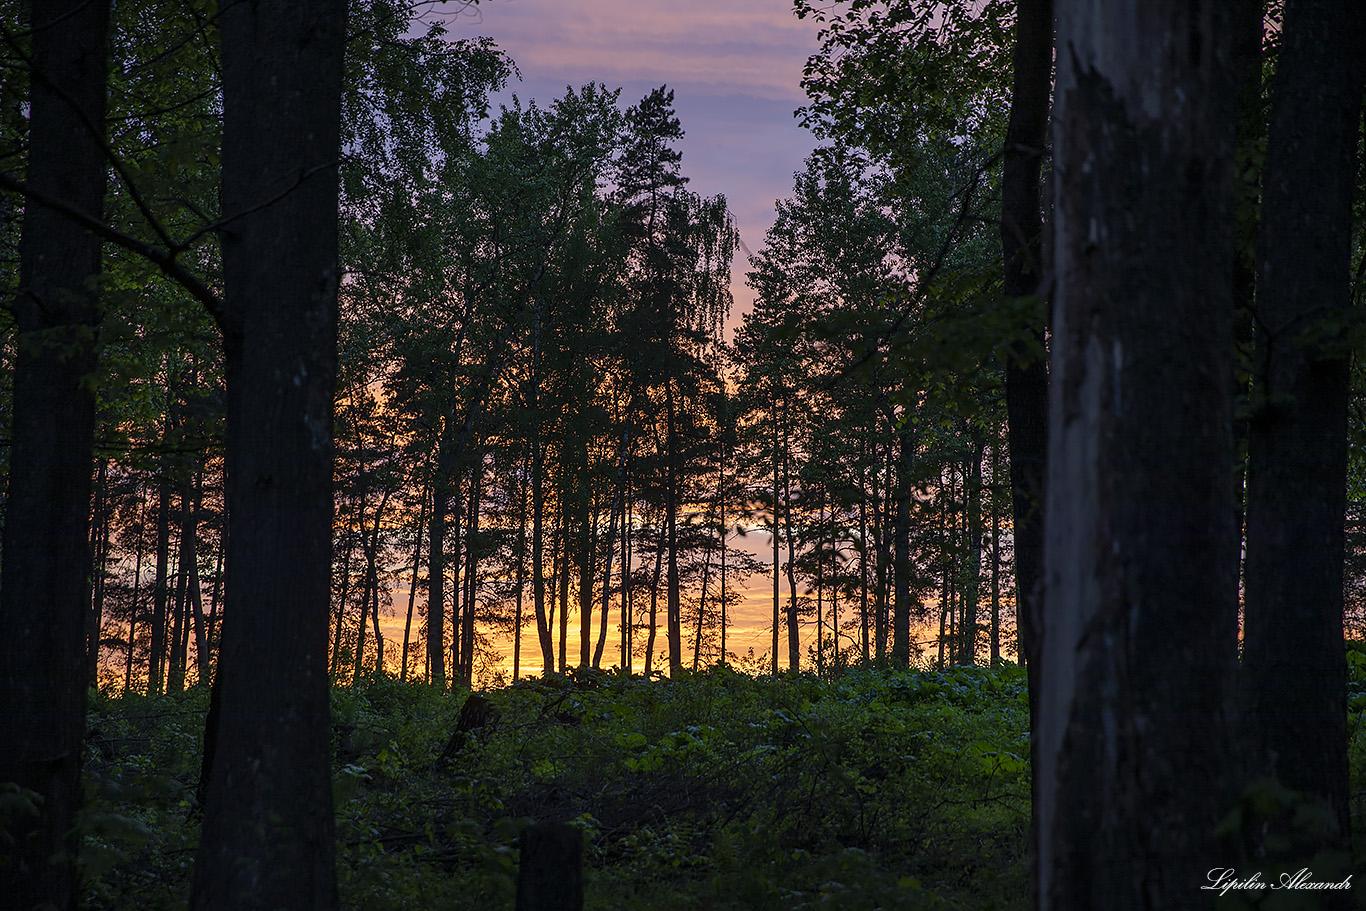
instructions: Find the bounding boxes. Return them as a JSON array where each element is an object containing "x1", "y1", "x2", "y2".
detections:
[{"x1": 796, "y1": 0, "x2": 1014, "y2": 172}]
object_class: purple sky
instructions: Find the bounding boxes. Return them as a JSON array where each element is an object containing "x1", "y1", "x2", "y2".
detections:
[{"x1": 443, "y1": 0, "x2": 826, "y2": 316}]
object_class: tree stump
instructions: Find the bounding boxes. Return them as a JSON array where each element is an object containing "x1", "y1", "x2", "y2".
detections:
[
  {"x1": 438, "y1": 693, "x2": 498, "y2": 760},
  {"x1": 516, "y1": 821, "x2": 583, "y2": 911}
]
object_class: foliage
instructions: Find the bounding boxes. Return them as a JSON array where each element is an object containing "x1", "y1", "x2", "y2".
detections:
[
  {"x1": 79, "y1": 687, "x2": 211, "y2": 909},
  {"x1": 69, "y1": 650, "x2": 1366, "y2": 908},
  {"x1": 795, "y1": 0, "x2": 1015, "y2": 171},
  {"x1": 81, "y1": 664, "x2": 1035, "y2": 910},
  {"x1": 1348, "y1": 640, "x2": 1366, "y2": 843}
]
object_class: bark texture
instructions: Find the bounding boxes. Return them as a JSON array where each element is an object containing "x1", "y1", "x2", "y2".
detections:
[
  {"x1": 0, "y1": 0, "x2": 107, "y2": 907},
  {"x1": 190, "y1": 1, "x2": 347, "y2": 907},
  {"x1": 1242, "y1": 0, "x2": 1364, "y2": 871},
  {"x1": 1039, "y1": 6, "x2": 1240, "y2": 909}
]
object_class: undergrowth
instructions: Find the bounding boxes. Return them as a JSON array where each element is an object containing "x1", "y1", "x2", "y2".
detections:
[{"x1": 74, "y1": 653, "x2": 1366, "y2": 910}]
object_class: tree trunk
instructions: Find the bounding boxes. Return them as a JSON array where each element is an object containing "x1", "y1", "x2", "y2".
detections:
[
  {"x1": 401, "y1": 477, "x2": 429, "y2": 682},
  {"x1": 557, "y1": 507, "x2": 570, "y2": 674},
  {"x1": 961, "y1": 436, "x2": 984, "y2": 665},
  {"x1": 427, "y1": 440, "x2": 450, "y2": 687},
  {"x1": 595, "y1": 430, "x2": 628, "y2": 668},
  {"x1": 891, "y1": 424, "x2": 914, "y2": 666},
  {"x1": 447, "y1": 469, "x2": 463, "y2": 684},
  {"x1": 88, "y1": 458, "x2": 112, "y2": 682},
  {"x1": 0, "y1": 0, "x2": 108, "y2": 905},
  {"x1": 989, "y1": 439, "x2": 1002, "y2": 666},
  {"x1": 645, "y1": 521, "x2": 666, "y2": 675},
  {"x1": 719, "y1": 453, "x2": 728, "y2": 665},
  {"x1": 578, "y1": 481, "x2": 596, "y2": 670},
  {"x1": 173, "y1": 552, "x2": 194, "y2": 690},
  {"x1": 594, "y1": 486, "x2": 616, "y2": 669},
  {"x1": 1038, "y1": 5, "x2": 1240, "y2": 908},
  {"x1": 150, "y1": 462, "x2": 173, "y2": 693},
  {"x1": 183, "y1": 469, "x2": 210, "y2": 685},
  {"x1": 514, "y1": 453, "x2": 528, "y2": 681},
  {"x1": 940, "y1": 467, "x2": 955, "y2": 665},
  {"x1": 531, "y1": 309, "x2": 554, "y2": 676},
  {"x1": 355, "y1": 457, "x2": 393, "y2": 682},
  {"x1": 872, "y1": 443, "x2": 889, "y2": 663},
  {"x1": 691, "y1": 500, "x2": 718, "y2": 671},
  {"x1": 1002, "y1": 0, "x2": 1052, "y2": 689},
  {"x1": 352, "y1": 534, "x2": 368, "y2": 681},
  {"x1": 621, "y1": 485, "x2": 633, "y2": 673},
  {"x1": 329, "y1": 504, "x2": 355, "y2": 679},
  {"x1": 859, "y1": 453, "x2": 871, "y2": 664},
  {"x1": 126, "y1": 485, "x2": 148, "y2": 694},
  {"x1": 772, "y1": 389, "x2": 781, "y2": 674},
  {"x1": 814, "y1": 497, "x2": 825, "y2": 676},
  {"x1": 168, "y1": 478, "x2": 194, "y2": 693},
  {"x1": 461, "y1": 467, "x2": 480, "y2": 684},
  {"x1": 666, "y1": 380, "x2": 683, "y2": 674},
  {"x1": 999, "y1": 10, "x2": 1052, "y2": 896},
  {"x1": 206, "y1": 521, "x2": 225, "y2": 675},
  {"x1": 1229, "y1": 1, "x2": 1263, "y2": 596},
  {"x1": 1242, "y1": 0, "x2": 1363, "y2": 874},
  {"x1": 783, "y1": 456, "x2": 801, "y2": 672},
  {"x1": 190, "y1": 1, "x2": 346, "y2": 906}
]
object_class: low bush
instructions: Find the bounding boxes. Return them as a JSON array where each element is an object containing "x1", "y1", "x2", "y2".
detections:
[{"x1": 81, "y1": 663, "x2": 1031, "y2": 909}]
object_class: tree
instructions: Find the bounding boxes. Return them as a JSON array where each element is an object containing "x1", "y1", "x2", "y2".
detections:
[
  {"x1": 1037, "y1": 5, "x2": 1241, "y2": 909},
  {"x1": 0, "y1": 0, "x2": 108, "y2": 906},
  {"x1": 998, "y1": 0, "x2": 1051, "y2": 902},
  {"x1": 615, "y1": 86, "x2": 735, "y2": 674},
  {"x1": 190, "y1": 0, "x2": 347, "y2": 906},
  {"x1": 999, "y1": 0, "x2": 1049, "y2": 705},
  {"x1": 1241, "y1": 0, "x2": 1364, "y2": 877},
  {"x1": 337, "y1": 11, "x2": 512, "y2": 687}
]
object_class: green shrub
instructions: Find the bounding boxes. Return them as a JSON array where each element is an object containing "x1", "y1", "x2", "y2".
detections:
[{"x1": 78, "y1": 664, "x2": 1031, "y2": 910}]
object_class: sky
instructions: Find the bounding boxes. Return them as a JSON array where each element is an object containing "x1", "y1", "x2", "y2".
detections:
[{"x1": 440, "y1": 0, "x2": 827, "y2": 319}]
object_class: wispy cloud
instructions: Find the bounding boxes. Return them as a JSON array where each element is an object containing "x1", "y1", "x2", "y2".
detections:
[{"x1": 448, "y1": 0, "x2": 820, "y2": 102}]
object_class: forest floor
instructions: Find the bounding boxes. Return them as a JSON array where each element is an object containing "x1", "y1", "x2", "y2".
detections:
[{"x1": 79, "y1": 653, "x2": 1366, "y2": 910}]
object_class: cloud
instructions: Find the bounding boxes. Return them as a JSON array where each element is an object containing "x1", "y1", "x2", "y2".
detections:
[{"x1": 446, "y1": 0, "x2": 822, "y2": 102}]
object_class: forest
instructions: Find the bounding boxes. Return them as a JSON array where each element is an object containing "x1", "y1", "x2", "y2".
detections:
[{"x1": 1, "y1": 0, "x2": 1365, "y2": 909}]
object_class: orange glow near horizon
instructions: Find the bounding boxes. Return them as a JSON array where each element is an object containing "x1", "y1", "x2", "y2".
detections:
[{"x1": 366, "y1": 526, "x2": 1019, "y2": 689}]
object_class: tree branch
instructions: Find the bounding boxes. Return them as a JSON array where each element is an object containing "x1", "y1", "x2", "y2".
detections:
[
  {"x1": 1, "y1": 20, "x2": 184, "y2": 255},
  {"x1": 0, "y1": 169, "x2": 226, "y2": 328}
]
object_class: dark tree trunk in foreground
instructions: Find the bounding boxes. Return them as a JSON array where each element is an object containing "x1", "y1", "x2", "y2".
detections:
[
  {"x1": 516, "y1": 822, "x2": 584, "y2": 911},
  {"x1": 1242, "y1": 0, "x2": 1364, "y2": 873},
  {"x1": 1001, "y1": 0, "x2": 1051, "y2": 685},
  {"x1": 1038, "y1": 6, "x2": 1240, "y2": 909},
  {"x1": 190, "y1": 1, "x2": 347, "y2": 907},
  {"x1": 0, "y1": 0, "x2": 107, "y2": 906}
]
